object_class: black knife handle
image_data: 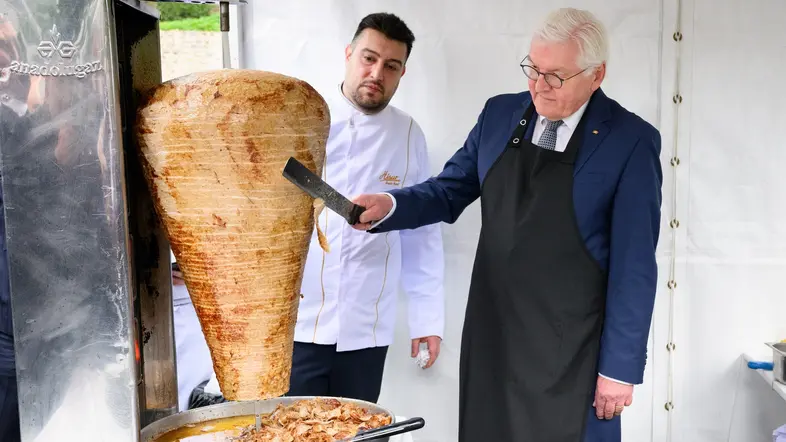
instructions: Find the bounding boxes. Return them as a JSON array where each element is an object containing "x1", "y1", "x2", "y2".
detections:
[
  {"x1": 348, "y1": 204, "x2": 366, "y2": 225},
  {"x1": 350, "y1": 417, "x2": 425, "y2": 441}
]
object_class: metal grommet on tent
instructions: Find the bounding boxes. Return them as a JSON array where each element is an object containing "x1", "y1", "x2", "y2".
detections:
[
  {"x1": 513, "y1": 138, "x2": 520, "y2": 144},
  {"x1": 519, "y1": 119, "x2": 526, "y2": 126}
]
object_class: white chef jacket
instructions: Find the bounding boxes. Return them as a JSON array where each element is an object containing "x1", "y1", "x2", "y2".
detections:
[{"x1": 294, "y1": 84, "x2": 445, "y2": 352}]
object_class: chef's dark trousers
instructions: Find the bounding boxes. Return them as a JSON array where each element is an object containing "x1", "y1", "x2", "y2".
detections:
[
  {"x1": 287, "y1": 342, "x2": 389, "y2": 403},
  {"x1": 0, "y1": 375, "x2": 20, "y2": 442}
]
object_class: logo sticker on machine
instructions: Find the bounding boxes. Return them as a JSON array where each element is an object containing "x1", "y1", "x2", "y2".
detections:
[{"x1": 6, "y1": 24, "x2": 103, "y2": 79}]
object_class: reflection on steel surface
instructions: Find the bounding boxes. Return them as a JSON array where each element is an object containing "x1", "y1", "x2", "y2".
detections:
[{"x1": 0, "y1": 0, "x2": 177, "y2": 440}]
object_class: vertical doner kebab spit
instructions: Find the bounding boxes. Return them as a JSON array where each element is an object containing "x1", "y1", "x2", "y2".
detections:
[{"x1": 135, "y1": 69, "x2": 330, "y2": 401}]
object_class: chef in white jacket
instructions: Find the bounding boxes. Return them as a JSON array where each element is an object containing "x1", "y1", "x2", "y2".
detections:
[
  {"x1": 289, "y1": 12, "x2": 445, "y2": 403},
  {"x1": 182, "y1": 12, "x2": 445, "y2": 407}
]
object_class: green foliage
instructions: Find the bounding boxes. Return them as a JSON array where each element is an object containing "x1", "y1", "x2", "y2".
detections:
[
  {"x1": 159, "y1": 14, "x2": 219, "y2": 32},
  {"x1": 157, "y1": 3, "x2": 215, "y2": 22}
]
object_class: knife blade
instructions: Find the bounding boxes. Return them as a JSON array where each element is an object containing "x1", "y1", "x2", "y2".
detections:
[{"x1": 282, "y1": 157, "x2": 366, "y2": 225}]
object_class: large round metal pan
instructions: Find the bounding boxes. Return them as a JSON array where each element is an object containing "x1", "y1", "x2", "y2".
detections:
[{"x1": 141, "y1": 396, "x2": 398, "y2": 442}]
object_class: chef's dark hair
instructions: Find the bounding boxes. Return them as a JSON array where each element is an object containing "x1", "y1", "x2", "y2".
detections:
[{"x1": 352, "y1": 13, "x2": 415, "y2": 60}]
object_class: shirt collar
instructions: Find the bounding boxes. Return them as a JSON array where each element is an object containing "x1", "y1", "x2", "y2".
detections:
[
  {"x1": 537, "y1": 98, "x2": 590, "y2": 130},
  {"x1": 327, "y1": 82, "x2": 357, "y2": 123},
  {"x1": 336, "y1": 82, "x2": 357, "y2": 110}
]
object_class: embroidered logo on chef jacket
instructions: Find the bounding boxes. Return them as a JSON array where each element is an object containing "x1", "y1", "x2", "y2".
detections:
[{"x1": 378, "y1": 171, "x2": 401, "y2": 186}]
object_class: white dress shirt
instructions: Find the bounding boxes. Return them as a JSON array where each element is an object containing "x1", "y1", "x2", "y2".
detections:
[
  {"x1": 531, "y1": 99, "x2": 589, "y2": 151},
  {"x1": 294, "y1": 84, "x2": 445, "y2": 352},
  {"x1": 375, "y1": 98, "x2": 630, "y2": 385}
]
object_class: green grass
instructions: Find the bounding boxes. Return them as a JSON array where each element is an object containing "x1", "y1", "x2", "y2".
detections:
[{"x1": 160, "y1": 14, "x2": 219, "y2": 32}]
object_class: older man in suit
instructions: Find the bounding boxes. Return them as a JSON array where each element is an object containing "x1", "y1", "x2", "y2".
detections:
[{"x1": 351, "y1": 7, "x2": 662, "y2": 442}]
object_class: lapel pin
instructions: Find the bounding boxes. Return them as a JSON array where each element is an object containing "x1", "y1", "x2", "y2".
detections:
[{"x1": 592, "y1": 130, "x2": 599, "y2": 135}]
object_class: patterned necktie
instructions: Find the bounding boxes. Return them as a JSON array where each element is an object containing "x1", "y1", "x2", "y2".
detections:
[{"x1": 537, "y1": 119, "x2": 563, "y2": 151}]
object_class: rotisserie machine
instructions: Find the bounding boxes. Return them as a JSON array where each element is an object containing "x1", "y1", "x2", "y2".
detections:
[{"x1": 0, "y1": 1, "x2": 246, "y2": 440}]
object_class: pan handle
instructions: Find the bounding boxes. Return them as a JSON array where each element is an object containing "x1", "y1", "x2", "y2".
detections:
[{"x1": 349, "y1": 417, "x2": 425, "y2": 441}]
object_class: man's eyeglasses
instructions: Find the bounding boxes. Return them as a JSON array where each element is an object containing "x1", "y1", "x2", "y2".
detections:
[{"x1": 519, "y1": 56, "x2": 588, "y2": 89}]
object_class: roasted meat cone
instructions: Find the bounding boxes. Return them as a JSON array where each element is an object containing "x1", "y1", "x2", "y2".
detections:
[{"x1": 135, "y1": 69, "x2": 329, "y2": 400}]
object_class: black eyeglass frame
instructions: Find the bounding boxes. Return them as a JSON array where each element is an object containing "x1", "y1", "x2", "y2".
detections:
[{"x1": 519, "y1": 55, "x2": 590, "y2": 89}]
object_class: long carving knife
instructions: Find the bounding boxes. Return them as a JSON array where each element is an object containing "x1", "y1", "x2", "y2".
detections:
[{"x1": 282, "y1": 157, "x2": 366, "y2": 225}]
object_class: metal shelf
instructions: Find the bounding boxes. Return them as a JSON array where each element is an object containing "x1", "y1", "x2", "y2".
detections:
[{"x1": 743, "y1": 353, "x2": 786, "y2": 403}]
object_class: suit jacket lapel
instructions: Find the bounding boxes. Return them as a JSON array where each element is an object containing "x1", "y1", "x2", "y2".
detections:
[{"x1": 574, "y1": 88, "x2": 612, "y2": 175}]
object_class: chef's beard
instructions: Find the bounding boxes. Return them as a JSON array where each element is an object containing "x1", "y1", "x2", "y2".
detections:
[{"x1": 350, "y1": 83, "x2": 391, "y2": 114}]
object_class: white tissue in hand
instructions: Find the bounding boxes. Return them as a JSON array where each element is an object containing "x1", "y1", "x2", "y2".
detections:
[{"x1": 416, "y1": 347, "x2": 430, "y2": 369}]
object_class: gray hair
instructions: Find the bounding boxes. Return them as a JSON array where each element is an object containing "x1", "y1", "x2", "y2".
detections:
[{"x1": 532, "y1": 8, "x2": 609, "y2": 74}]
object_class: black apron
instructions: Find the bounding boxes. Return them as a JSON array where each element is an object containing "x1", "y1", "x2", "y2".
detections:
[{"x1": 458, "y1": 102, "x2": 607, "y2": 441}]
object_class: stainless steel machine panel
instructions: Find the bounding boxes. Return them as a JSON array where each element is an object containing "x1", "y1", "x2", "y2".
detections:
[
  {"x1": 113, "y1": 0, "x2": 178, "y2": 428},
  {"x1": 0, "y1": 0, "x2": 151, "y2": 440},
  {"x1": 0, "y1": 0, "x2": 247, "y2": 439}
]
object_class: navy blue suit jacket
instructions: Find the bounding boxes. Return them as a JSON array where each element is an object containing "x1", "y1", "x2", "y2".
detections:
[{"x1": 373, "y1": 88, "x2": 663, "y2": 385}]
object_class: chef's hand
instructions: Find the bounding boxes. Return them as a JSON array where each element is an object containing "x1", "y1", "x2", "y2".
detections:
[
  {"x1": 593, "y1": 376, "x2": 633, "y2": 420},
  {"x1": 350, "y1": 194, "x2": 393, "y2": 230},
  {"x1": 411, "y1": 336, "x2": 441, "y2": 369}
]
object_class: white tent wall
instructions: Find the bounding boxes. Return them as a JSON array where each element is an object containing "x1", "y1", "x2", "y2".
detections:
[
  {"x1": 236, "y1": 1, "x2": 786, "y2": 441},
  {"x1": 668, "y1": 0, "x2": 786, "y2": 441}
]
